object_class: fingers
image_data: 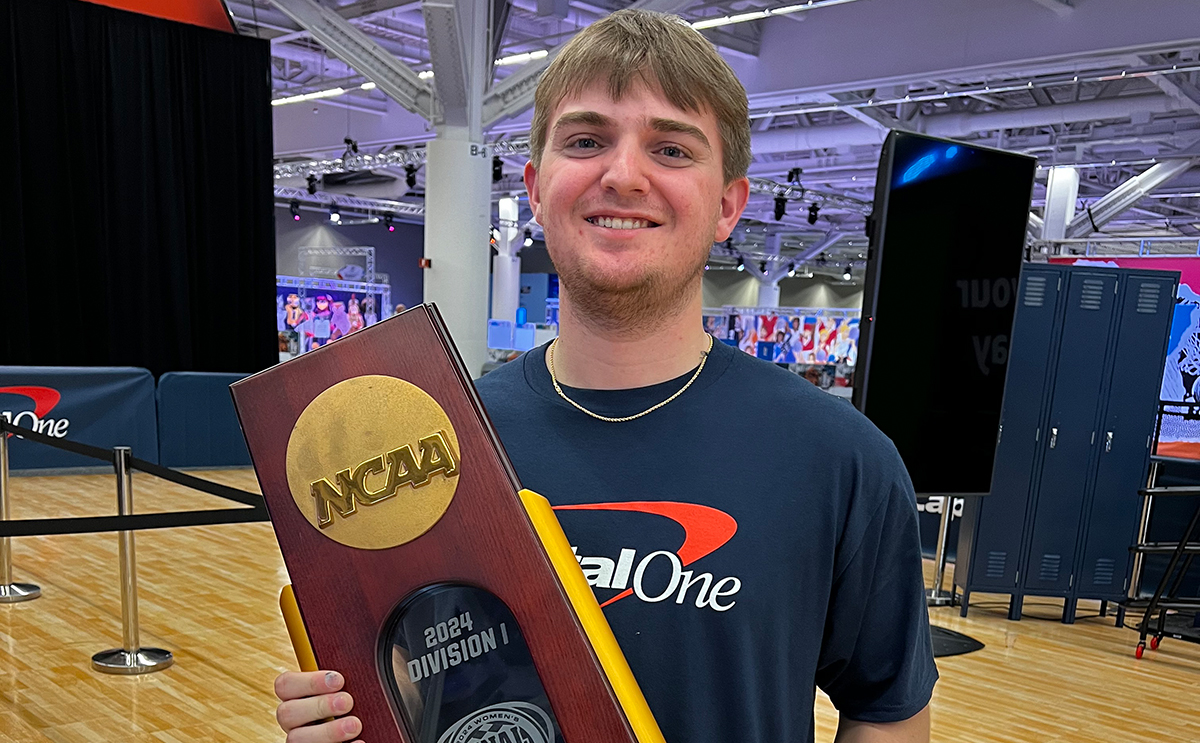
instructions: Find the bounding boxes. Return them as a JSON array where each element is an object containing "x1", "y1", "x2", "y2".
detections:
[
  {"x1": 282, "y1": 715, "x2": 363, "y2": 743},
  {"x1": 276, "y1": 690, "x2": 354, "y2": 731},
  {"x1": 275, "y1": 670, "x2": 344, "y2": 702}
]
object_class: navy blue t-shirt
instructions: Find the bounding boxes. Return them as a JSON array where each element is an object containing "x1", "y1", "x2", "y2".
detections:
[{"x1": 476, "y1": 339, "x2": 937, "y2": 743}]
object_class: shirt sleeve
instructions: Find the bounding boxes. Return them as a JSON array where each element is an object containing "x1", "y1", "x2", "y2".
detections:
[{"x1": 814, "y1": 462, "x2": 939, "y2": 723}]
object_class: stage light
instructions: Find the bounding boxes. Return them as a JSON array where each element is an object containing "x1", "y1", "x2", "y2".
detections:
[
  {"x1": 704, "y1": 263, "x2": 710, "y2": 271},
  {"x1": 843, "y1": 265, "x2": 852, "y2": 281},
  {"x1": 759, "y1": 261, "x2": 767, "y2": 274},
  {"x1": 808, "y1": 203, "x2": 820, "y2": 225},
  {"x1": 405, "y1": 164, "x2": 418, "y2": 189},
  {"x1": 306, "y1": 174, "x2": 318, "y2": 195},
  {"x1": 523, "y1": 228, "x2": 534, "y2": 248},
  {"x1": 787, "y1": 263, "x2": 796, "y2": 278},
  {"x1": 384, "y1": 213, "x2": 395, "y2": 232},
  {"x1": 493, "y1": 156, "x2": 504, "y2": 183},
  {"x1": 290, "y1": 200, "x2": 301, "y2": 221},
  {"x1": 736, "y1": 257, "x2": 745, "y2": 272},
  {"x1": 329, "y1": 204, "x2": 340, "y2": 223},
  {"x1": 787, "y1": 167, "x2": 802, "y2": 184},
  {"x1": 774, "y1": 196, "x2": 787, "y2": 221}
]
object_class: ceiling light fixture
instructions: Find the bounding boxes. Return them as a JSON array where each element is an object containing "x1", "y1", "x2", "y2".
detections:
[
  {"x1": 524, "y1": 228, "x2": 534, "y2": 247},
  {"x1": 690, "y1": 0, "x2": 863, "y2": 30},
  {"x1": 290, "y1": 200, "x2": 301, "y2": 221}
]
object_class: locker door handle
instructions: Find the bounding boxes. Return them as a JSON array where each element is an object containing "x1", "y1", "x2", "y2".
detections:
[
  {"x1": 1105, "y1": 431, "x2": 1113, "y2": 452},
  {"x1": 1049, "y1": 427, "x2": 1058, "y2": 449}
]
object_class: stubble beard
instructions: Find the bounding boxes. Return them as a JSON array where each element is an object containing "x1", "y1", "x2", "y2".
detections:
[{"x1": 550, "y1": 241, "x2": 708, "y2": 337}]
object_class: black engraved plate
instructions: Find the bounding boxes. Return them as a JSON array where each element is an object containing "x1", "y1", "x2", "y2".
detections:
[{"x1": 379, "y1": 584, "x2": 563, "y2": 743}]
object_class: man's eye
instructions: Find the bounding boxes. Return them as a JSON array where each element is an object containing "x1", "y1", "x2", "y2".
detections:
[
  {"x1": 659, "y1": 145, "x2": 688, "y2": 159},
  {"x1": 570, "y1": 137, "x2": 599, "y2": 150}
]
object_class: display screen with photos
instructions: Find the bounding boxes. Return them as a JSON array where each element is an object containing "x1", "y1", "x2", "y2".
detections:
[
  {"x1": 276, "y1": 276, "x2": 392, "y2": 361},
  {"x1": 720, "y1": 309, "x2": 858, "y2": 366},
  {"x1": 855, "y1": 132, "x2": 1036, "y2": 495}
]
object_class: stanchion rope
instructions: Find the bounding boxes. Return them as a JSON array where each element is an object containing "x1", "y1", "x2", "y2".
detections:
[{"x1": 0, "y1": 420, "x2": 269, "y2": 537}]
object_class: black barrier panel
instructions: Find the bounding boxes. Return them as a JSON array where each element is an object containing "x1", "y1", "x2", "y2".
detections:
[
  {"x1": 157, "y1": 372, "x2": 252, "y2": 468},
  {"x1": 0, "y1": 420, "x2": 268, "y2": 537}
]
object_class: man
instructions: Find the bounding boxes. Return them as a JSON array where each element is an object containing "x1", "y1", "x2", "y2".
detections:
[{"x1": 273, "y1": 10, "x2": 937, "y2": 743}]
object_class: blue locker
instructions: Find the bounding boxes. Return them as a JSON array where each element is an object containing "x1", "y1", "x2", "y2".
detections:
[
  {"x1": 956, "y1": 263, "x2": 1177, "y2": 622},
  {"x1": 957, "y1": 266, "x2": 1063, "y2": 595},
  {"x1": 1076, "y1": 273, "x2": 1179, "y2": 601},
  {"x1": 1023, "y1": 271, "x2": 1119, "y2": 595}
]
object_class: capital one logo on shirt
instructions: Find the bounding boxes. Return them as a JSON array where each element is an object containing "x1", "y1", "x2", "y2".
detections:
[
  {"x1": 557, "y1": 501, "x2": 742, "y2": 613},
  {"x1": 0, "y1": 387, "x2": 70, "y2": 438}
]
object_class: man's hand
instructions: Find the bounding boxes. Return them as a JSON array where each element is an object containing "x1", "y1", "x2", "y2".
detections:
[
  {"x1": 834, "y1": 705, "x2": 930, "y2": 743},
  {"x1": 274, "y1": 670, "x2": 363, "y2": 743}
]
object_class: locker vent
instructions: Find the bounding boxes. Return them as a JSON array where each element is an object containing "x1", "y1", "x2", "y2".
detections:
[
  {"x1": 1039, "y1": 553, "x2": 1062, "y2": 582},
  {"x1": 986, "y1": 551, "x2": 1007, "y2": 579},
  {"x1": 1080, "y1": 279, "x2": 1105, "y2": 310},
  {"x1": 1024, "y1": 276, "x2": 1047, "y2": 307},
  {"x1": 1093, "y1": 558, "x2": 1115, "y2": 586},
  {"x1": 1136, "y1": 283, "x2": 1160, "y2": 314}
]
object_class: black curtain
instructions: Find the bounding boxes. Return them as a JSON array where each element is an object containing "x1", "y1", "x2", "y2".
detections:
[{"x1": 1, "y1": 0, "x2": 276, "y2": 377}]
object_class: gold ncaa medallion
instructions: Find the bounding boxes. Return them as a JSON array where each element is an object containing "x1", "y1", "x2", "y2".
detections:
[{"x1": 285, "y1": 375, "x2": 461, "y2": 550}]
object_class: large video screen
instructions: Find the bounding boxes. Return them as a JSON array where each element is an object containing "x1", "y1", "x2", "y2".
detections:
[{"x1": 854, "y1": 132, "x2": 1036, "y2": 495}]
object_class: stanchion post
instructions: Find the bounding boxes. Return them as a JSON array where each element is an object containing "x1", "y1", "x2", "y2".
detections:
[
  {"x1": 91, "y1": 447, "x2": 173, "y2": 674},
  {"x1": 926, "y1": 496, "x2": 957, "y2": 607},
  {"x1": 0, "y1": 427, "x2": 41, "y2": 603}
]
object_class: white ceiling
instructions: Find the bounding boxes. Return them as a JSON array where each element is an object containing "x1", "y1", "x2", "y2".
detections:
[{"x1": 230, "y1": 0, "x2": 1200, "y2": 272}]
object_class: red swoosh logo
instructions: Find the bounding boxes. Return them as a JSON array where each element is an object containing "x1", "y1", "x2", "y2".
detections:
[
  {"x1": 552, "y1": 501, "x2": 737, "y2": 607},
  {"x1": 0, "y1": 387, "x2": 60, "y2": 418}
]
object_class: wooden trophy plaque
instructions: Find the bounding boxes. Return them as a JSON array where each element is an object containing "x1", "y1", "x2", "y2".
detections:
[{"x1": 231, "y1": 305, "x2": 658, "y2": 743}]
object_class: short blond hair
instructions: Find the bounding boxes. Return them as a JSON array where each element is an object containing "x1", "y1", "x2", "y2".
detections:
[{"x1": 529, "y1": 9, "x2": 751, "y2": 183}]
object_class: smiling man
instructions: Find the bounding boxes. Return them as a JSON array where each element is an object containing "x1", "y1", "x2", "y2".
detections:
[{"x1": 272, "y1": 9, "x2": 936, "y2": 743}]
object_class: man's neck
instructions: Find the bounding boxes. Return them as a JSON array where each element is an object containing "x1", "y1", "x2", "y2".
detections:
[{"x1": 548, "y1": 291, "x2": 710, "y2": 390}]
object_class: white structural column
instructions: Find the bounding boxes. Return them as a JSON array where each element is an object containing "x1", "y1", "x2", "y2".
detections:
[
  {"x1": 491, "y1": 197, "x2": 522, "y2": 323},
  {"x1": 422, "y1": 0, "x2": 492, "y2": 376},
  {"x1": 755, "y1": 234, "x2": 786, "y2": 308},
  {"x1": 757, "y1": 280, "x2": 781, "y2": 308},
  {"x1": 1041, "y1": 166, "x2": 1079, "y2": 240}
]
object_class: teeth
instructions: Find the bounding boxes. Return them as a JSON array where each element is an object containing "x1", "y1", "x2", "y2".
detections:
[{"x1": 589, "y1": 216, "x2": 651, "y2": 230}]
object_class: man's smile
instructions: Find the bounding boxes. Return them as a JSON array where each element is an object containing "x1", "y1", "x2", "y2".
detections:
[{"x1": 584, "y1": 216, "x2": 661, "y2": 230}]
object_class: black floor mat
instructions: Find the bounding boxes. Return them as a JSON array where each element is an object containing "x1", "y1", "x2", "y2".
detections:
[{"x1": 931, "y1": 625, "x2": 985, "y2": 657}]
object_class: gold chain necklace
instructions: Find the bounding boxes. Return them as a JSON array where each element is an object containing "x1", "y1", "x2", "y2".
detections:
[{"x1": 547, "y1": 334, "x2": 714, "y2": 423}]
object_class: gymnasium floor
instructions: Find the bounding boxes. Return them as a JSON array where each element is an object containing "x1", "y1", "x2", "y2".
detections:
[{"x1": 0, "y1": 469, "x2": 1197, "y2": 742}]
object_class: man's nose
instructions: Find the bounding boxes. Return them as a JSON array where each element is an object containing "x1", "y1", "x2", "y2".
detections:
[{"x1": 600, "y1": 141, "x2": 650, "y2": 196}]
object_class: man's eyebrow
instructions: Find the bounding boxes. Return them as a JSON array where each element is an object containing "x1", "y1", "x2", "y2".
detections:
[
  {"x1": 552, "y1": 111, "x2": 614, "y2": 136},
  {"x1": 649, "y1": 118, "x2": 711, "y2": 151}
]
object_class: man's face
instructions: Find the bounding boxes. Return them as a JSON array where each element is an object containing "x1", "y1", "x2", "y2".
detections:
[{"x1": 525, "y1": 80, "x2": 747, "y2": 316}]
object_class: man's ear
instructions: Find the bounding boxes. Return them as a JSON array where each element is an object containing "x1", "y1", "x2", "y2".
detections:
[
  {"x1": 715, "y1": 176, "x2": 750, "y2": 242},
  {"x1": 524, "y1": 161, "x2": 541, "y2": 223}
]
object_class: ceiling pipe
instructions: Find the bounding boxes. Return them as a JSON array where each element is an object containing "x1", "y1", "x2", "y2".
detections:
[{"x1": 750, "y1": 94, "x2": 1176, "y2": 156}]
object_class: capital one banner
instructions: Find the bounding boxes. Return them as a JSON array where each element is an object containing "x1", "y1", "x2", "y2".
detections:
[{"x1": 0, "y1": 367, "x2": 158, "y2": 470}]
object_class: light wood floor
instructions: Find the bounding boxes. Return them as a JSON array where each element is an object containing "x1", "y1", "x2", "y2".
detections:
[{"x1": 0, "y1": 469, "x2": 1197, "y2": 742}]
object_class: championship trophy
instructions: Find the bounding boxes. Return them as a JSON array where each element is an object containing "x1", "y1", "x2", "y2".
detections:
[{"x1": 231, "y1": 305, "x2": 663, "y2": 743}]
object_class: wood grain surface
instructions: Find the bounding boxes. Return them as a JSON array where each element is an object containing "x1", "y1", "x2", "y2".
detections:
[
  {"x1": 230, "y1": 306, "x2": 637, "y2": 743},
  {"x1": 0, "y1": 474, "x2": 1197, "y2": 742}
]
